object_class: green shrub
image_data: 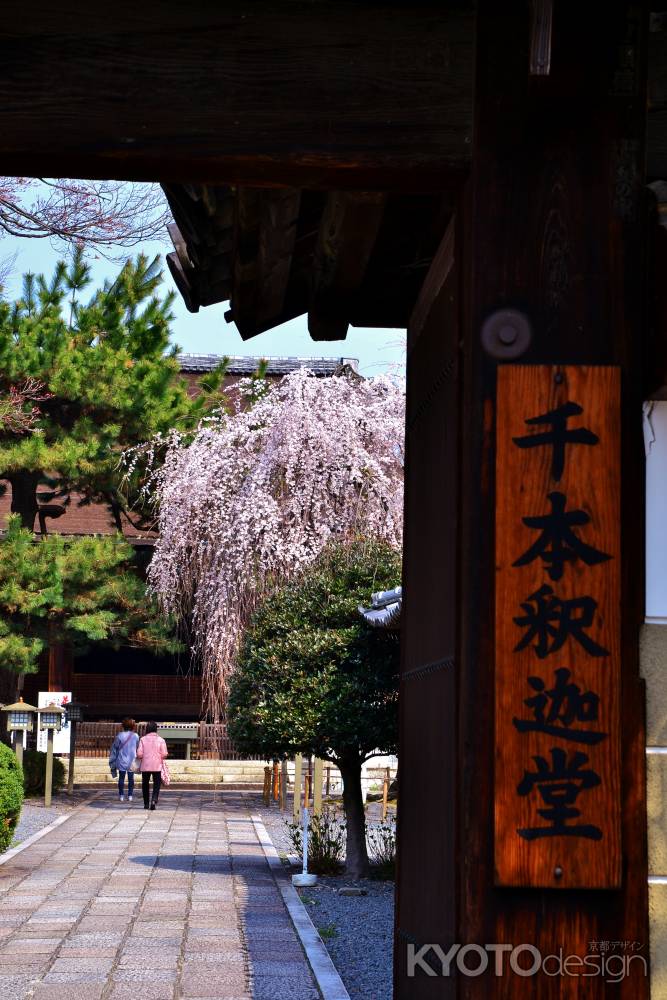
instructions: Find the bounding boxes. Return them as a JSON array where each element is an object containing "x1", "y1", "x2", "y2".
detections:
[
  {"x1": 22, "y1": 750, "x2": 65, "y2": 797},
  {"x1": 286, "y1": 808, "x2": 347, "y2": 875},
  {"x1": 0, "y1": 742, "x2": 24, "y2": 852}
]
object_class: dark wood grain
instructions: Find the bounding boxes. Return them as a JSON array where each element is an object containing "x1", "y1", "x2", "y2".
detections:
[
  {"x1": 308, "y1": 192, "x2": 386, "y2": 340},
  {"x1": 256, "y1": 190, "x2": 301, "y2": 328},
  {"x1": 0, "y1": 1, "x2": 473, "y2": 188},
  {"x1": 495, "y1": 366, "x2": 621, "y2": 889},
  {"x1": 529, "y1": 0, "x2": 553, "y2": 75},
  {"x1": 409, "y1": 2, "x2": 650, "y2": 997},
  {"x1": 394, "y1": 213, "x2": 460, "y2": 1000},
  {"x1": 409, "y1": 217, "x2": 456, "y2": 344},
  {"x1": 648, "y1": 8, "x2": 667, "y2": 179},
  {"x1": 648, "y1": 108, "x2": 667, "y2": 179},
  {"x1": 231, "y1": 187, "x2": 304, "y2": 339}
]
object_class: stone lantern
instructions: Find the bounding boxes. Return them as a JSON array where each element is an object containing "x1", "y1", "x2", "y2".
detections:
[
  {"x1": 1, "y1": 698, "x2": 37, "y2": 766},
  {"x1": 38, "y1": 703, "x2": 66, "y2": 807},
  {"x1": 65, "y1": 701, "x2": 85, "y2": 724}
]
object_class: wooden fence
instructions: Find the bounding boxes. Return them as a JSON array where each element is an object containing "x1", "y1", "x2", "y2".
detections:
[{"x1": 73, "y1": 721, "x2": 265, "y2": 760}]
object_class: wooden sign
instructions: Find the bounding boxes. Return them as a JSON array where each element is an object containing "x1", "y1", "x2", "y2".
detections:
[{"x1": 495, "y1": 366, "x2": 621, "y2": 889}]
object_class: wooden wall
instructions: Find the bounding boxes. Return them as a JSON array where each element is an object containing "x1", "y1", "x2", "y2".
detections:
[{"x1": 395, "y1": 2, "x2": 650, "y2": 997}]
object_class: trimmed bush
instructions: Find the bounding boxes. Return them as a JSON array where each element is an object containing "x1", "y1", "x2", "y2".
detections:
[
  {"x1": 22, "y1": 750, "x2": 65, "y2": 797},
  {"x1": 0, "y1": 742, "x2": 24, "y2": 852}
]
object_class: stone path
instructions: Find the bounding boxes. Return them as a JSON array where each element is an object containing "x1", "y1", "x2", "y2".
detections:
[{"x1": 0, "y1": 790, "x2": 320, "y2": 1000}]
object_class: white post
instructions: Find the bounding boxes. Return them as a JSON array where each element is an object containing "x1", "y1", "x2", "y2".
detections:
[
  {"x1": 302, "y1": 805, "x2": 309, "y2": 875},
  {"x1": 291, "y1": 804, "x2": 317, "y2": 887}
]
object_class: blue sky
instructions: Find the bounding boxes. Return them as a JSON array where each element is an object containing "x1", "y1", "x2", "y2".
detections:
[{"x1": 2, "y1": 234, "x2": 406, "y2": 378}]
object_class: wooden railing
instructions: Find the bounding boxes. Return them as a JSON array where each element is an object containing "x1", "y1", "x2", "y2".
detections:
[{"x1": 73, "y1": 721, "x2": 265, "y2": 760}]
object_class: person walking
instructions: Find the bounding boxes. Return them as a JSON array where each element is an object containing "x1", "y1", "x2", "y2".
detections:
[
  {"x1": 109, "y1": 718, "x2": 139, "y2": 803},
  {"x1": 137, "y1": 721, "x2": 168, "y2": 810}
]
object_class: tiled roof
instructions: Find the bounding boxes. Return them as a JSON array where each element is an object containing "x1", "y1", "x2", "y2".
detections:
[
  {"x1": 0, "y1": 488, "x2": 156, "y2": 542},
  {"x1": 178, "y1": 354, "x2": 359, "y2": 375},
  {"x1": 0, "y1": 355, "x2": 361, "y2": 543},
  {"x1": 359, "y1": 586, "x2": 402, "y2": 630}
]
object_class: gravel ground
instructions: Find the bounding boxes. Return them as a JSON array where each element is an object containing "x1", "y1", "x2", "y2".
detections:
[
  {"x1": 254, "y1": 794, "x2": 395, "y2": 1000},
  {"x1": 297, "y1": 877, "x2": 394, "y2": 1000},
  {"x1": 10, "y1": 788, "x2": 93, "y2": 847}
]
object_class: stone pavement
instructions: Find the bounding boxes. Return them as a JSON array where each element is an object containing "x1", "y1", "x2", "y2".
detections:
[{"x1": 0, "y1": 790, "x2": 320, "y2": 1000}]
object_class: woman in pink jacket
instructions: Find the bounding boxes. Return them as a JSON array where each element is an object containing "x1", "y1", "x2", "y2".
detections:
[{"x1": 136, "y1": 721, "x2": 168, "y2": 810}]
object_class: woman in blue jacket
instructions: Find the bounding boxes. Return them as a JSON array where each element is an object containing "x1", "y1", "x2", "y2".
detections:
[{"x1": 109, "y1": 718, "x2": 139, "y2": 802}]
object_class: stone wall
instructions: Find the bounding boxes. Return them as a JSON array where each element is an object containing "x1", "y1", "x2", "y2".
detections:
[{"x1": 642, "y1": 624, "x2": 667, "y2": 997}]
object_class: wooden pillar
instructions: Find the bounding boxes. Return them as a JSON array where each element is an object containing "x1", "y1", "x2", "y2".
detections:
[
  {"x1": 44, "y1": 728, "x2": 54, "y2": 808},
  {"x1": 313, "y1": 758, "x2": 323, "y2": 817},
  {"x1": 48, "y1": 635, "x2": 72, "y2": 693},
  {"x1": 281, "y1": 759, "x2": 288, "y2": 812},
  {"x1": 66, "y1": 719, "x2": 77, "y2": 795},
  {"x1": 394, "y1": 212, "x2": 460, "y2": 999},
  {"x1": 395, "y1": 2, "x2": 649, "y2": 997}
]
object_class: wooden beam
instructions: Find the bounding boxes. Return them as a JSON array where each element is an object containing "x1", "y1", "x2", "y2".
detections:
[
  {"x1": 229, "y1": 188, "x2": 305, "y2": 339},
  {"x1": 231, "y1": 189, "x2": 262, "y2": 340},
  {"x1": 166, "y1": 251, "x2": 198, "y2": 313},
  {"x1": 167, "y1": 223, "x2": 191, "y2": 275},
  {"x1": 408, "y1": 216, "x2": 455, "y2": 343},
  {"x1": 163, "y1": 185, "x2": 234, "y2": 308},
  {"x1": 0, "y1": 2, "x2": 473, "y2": 190},
  {"x1": 346, "y1": 193, "x2": 453, "y2": 330},
  {"x1": 162, "y1": 186, "x2": 204, "y2": 267},
  {"x1": 647, "y1": 14, "x2": 666, "y2": 178},
  {"x1": 166, "y1": 223, "x2": 199, "y2": 312},
  {"x1": 256, "y1": 190, "x2": 301, "y2": 327},
  {"x1": 394, "y1": 211, "x2": 460, "y2": 998},
  {"x1": 308, "y1": 191, "x2": 386, "y2": 341},
  {"x1": 529, "y1": 0, "x2": 553, "y2": 76}
]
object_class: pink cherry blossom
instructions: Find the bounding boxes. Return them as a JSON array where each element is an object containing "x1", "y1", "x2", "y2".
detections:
[{"x1": 142, "y1": 368, "x2": 404, "y2": 720}]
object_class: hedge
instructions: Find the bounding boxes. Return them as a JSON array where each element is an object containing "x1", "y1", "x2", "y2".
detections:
[
  {"x1": 22, "y1": 750, "x2": 65, "y2": 797},
  {"x1": 0, "y1": 741, "x2": 24, "y2": 853}
]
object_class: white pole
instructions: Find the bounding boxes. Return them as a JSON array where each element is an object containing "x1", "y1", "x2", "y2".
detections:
[
  {"x1": 302, "y1": 805, "x2": 309, "y2": 875},
  {"x1": 292, "y1": 803, "x2": 317, "y2": 887}
]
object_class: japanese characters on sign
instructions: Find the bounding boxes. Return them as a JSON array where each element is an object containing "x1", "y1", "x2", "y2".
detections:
[
  {"x1": 37, "y1": 691, "x2": 72, "y2": 755},
  {"x1": 495, "y1": 367, "x2": 621, "y2": 888}
]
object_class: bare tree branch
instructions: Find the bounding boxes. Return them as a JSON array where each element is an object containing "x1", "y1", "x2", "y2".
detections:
[
  {"x1": 0, "y1": 378, "x2": 52, "y2": 433},
  {"x1": 0, "y1": 178, "x2": 170, "y2": 259}
]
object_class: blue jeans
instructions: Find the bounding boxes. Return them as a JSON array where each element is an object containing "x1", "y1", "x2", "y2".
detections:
[{"x1": 118, "y1": 770, "x2": 134, "y2": 797}]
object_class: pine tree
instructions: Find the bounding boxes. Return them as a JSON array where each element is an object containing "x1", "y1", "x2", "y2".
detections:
[
  {"x1": 0, "y1": 515, "x2": 181, "y2": 675},
  {"x1": 0, "y1": 249, "x2": 215, "y2": 532}
]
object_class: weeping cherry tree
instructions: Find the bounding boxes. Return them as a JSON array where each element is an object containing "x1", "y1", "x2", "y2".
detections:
[{"x1": 143, "y1": 367, "x2": 405, "y2": 719}]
